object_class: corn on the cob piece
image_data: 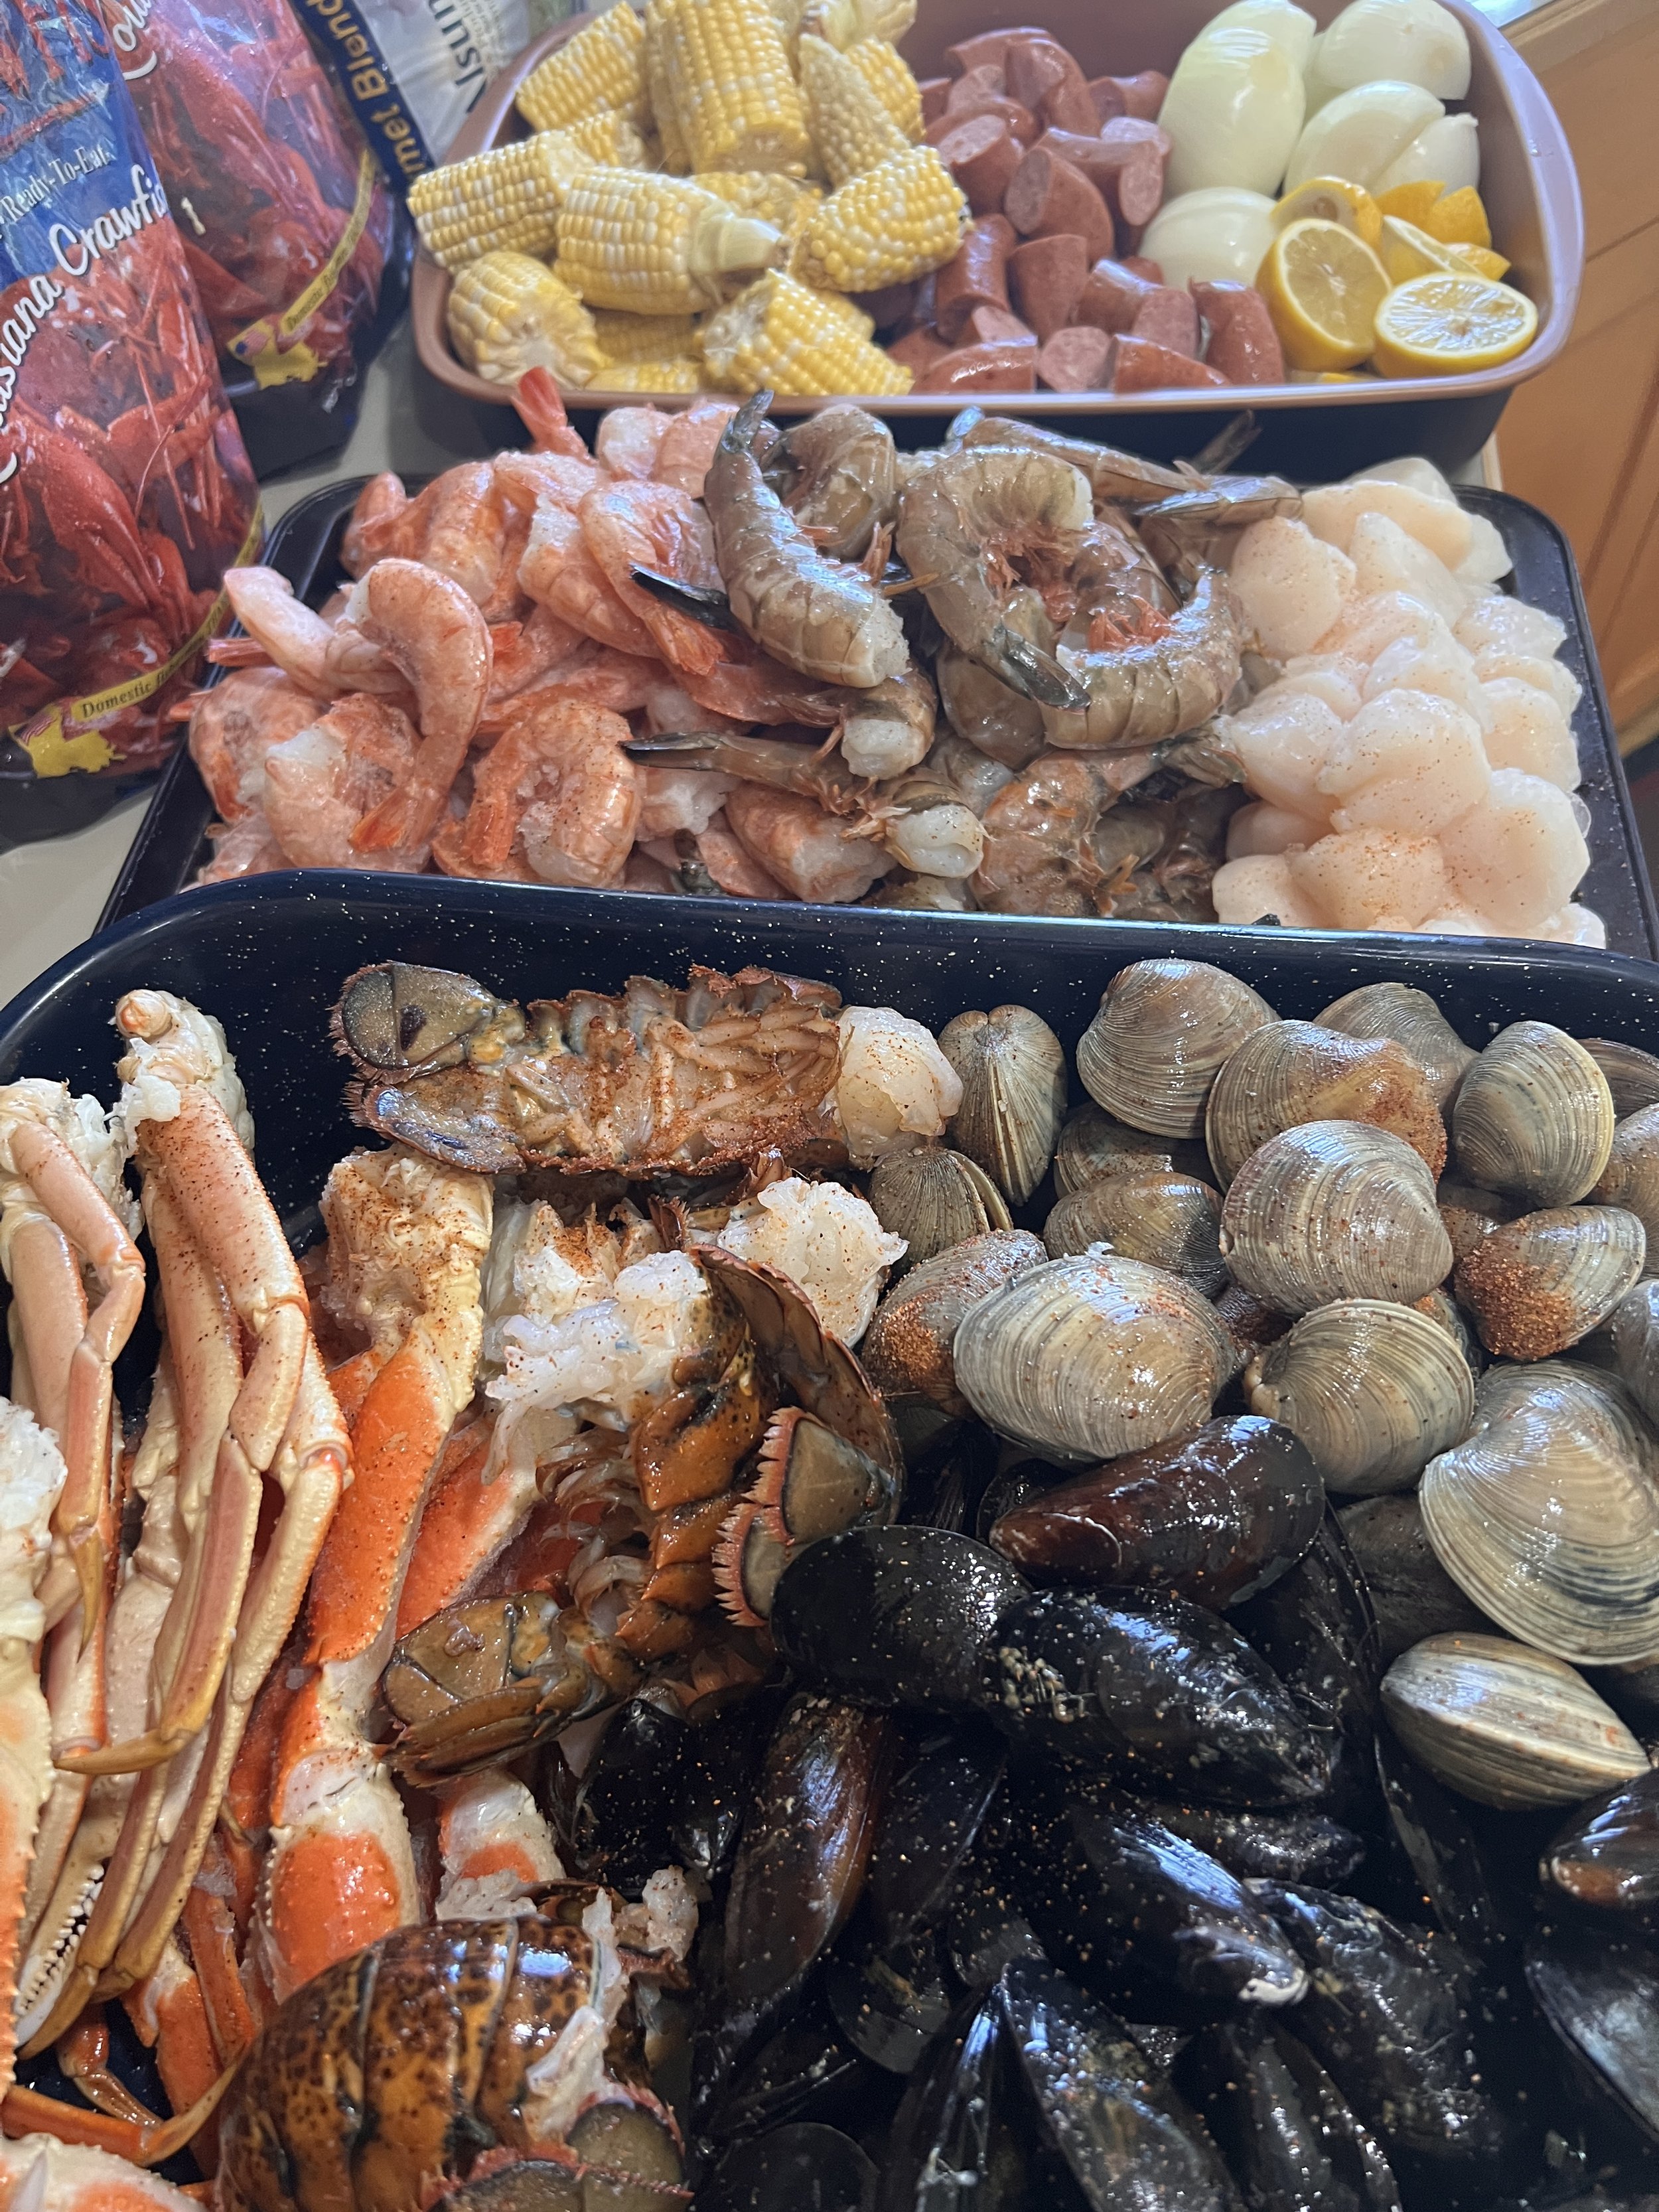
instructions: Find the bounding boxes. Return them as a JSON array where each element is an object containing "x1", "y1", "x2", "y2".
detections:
[
  {"x1": 446, "y1": 250, "x2": 604, "y2": 386},
  {"x1": 844, "y1": 38, "x2": 924, "y2": 140},
  {"x1": 642, "y1": 11, "x2": 691, "y2": 172},
  {"x1": 516, "y1": 3, "x2": 648, "y2": 134},
  {"x1": 555, "y1": 169, "x2": 783, "y2": 315},
  {"x1": 409, "y1": 133, "x2": 587, "y2": 271},
  {"x1": 646, "y1": 0, "x2": 811, "y2": 176},
  {"x1": 799, "y1": 33, "x2": 907, "y2": 186},
  {"x1": 802, "y1": 0, "x2": 915, "y2": 48},
  {"x1": 591, "y1": 357, "x2": 707, "y2": 392},
  {"x1": 565, "y1": 109, "x2": 648, "y2": 167},
  {"x1": 795, "y1": 144, "x2": 966, "y2": 293},
  {"x1": 699, "y1": 269, "x2": 909, "y2": 394},
  {"x1": 592, "y1": 309, "x2": 702, "y2": 364}
]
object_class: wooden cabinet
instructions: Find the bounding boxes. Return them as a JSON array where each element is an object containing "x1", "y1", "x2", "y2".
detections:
[{"x1": 1495, "y1": 0, "x2": 1659, "y2": 750}]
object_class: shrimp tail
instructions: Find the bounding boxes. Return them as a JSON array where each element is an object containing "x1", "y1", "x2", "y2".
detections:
[{"x1": 991, "y1": 627, "x2": 1090, "y2": 712}]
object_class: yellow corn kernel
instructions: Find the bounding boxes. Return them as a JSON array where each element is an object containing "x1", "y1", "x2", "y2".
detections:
[
  {"x1": 446, "y1": 250, "x2": 604, "y2": 386},
  {"x1": 516, "y1": 3, "x2": 648, "y2": 134},
  {"x1": 801, "y1": 0, "x2": 916, "y2": 50},
  {"x1": 554, "y1": 168, "x2": 783, "y2": 315},
  {"x1": 693, "y1": 171, "x2": 816, "y2": 237},
  {"x1": 565, "y1": 109, "x2": 648, "y2": 167},
  {"x1": 795, "y1": 144, "x2": 967, "y2": 293},
  {"x1": 844, "y1": 38, "x2": 924, "y2": 141},
  {"x1": 647, "y1": 0, "x2": 811, "y2": 176},
  {"x1": 592, "y1": 309, "x2": 702, "y2": 363},
  {"x1": 591, "y1": 357, "x2": 707, "y2": 392},
  {"x1": 799, "y1": 33, "x2": 908, "y2": 186},
  {"x1": 698, "y1": 269, "x2": 909, "y2": 394},
  {"x1": 407, "y1": 133, "x2": 585, "y2": 271}
]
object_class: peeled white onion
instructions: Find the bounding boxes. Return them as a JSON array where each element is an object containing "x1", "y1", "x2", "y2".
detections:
[
  {"x1": 1202, "y1": 1, "x2": 1319, "y2": 71},
  {"x1": 1317, "y1": 0, "x2": 1471, "y2": 99},
  {"x1": 1285, "y1": 79, "x2": 1443, "y2": 191},
  {"x1": 1373, "y1": 112, "x2": 1480, "y2": 194},
  {"x1": 1159, "y1": 26, "x2": 1307, "y2": 196},
  {"x1": 1139, "y1": 187, "x2": 1279, "y2": 289}
]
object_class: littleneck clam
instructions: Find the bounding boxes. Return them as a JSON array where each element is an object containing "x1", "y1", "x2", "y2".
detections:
[
  {"x1": 1593, "y1": 1102, "x2": 1659, "y2": 1242},
  {"x1": 1205, "y1": 1022, "x2": 1448, "y2": 1189},
  {"x1": 1076, "y1": 960, "x2": 1277, "y2": 1139},
  {"x1": 938, "y1": 1005, "x2": 1066, "y2": 1207},
  {"x1": 1583, "y1": 1036, "x2": 1659, "y2": 1119},
  {"x1": 1245, "y1": 1300, "x2": 1475, "y2": 1496},
  {"x1": 860, "y1": 1228, "x2": 1048, "y2": 1414},
  {"x1": 1220, "y1": 1123, "x2": 1454, "y2": 1316},
  {"x1": 868, "y1": 1142, "x2": 1011, "y2": 1270},
  {"x1": 1043, "y1": 1169, "x2": 1227, "y2": 1293},
  {"x1": 1052, "y1": 1101, "x2": 1210, "y2": 1196},
  {"x1": 954, "y1": 1250, "x2": 1237, "y2": 1465},
  {"x1": 1451, "y1": 1021, "x2": 1616, "y2": 1208},
  {"x1": 1380, "y1": 1632, "x2": 1650, "y2": 1810},
  {"x1": 1437, "y1": 1179, "x2": 1518, "y2": 1265},
  {"x1": 1611, "y1": 1279, "x2": 1659, "y2": 1429},
  {"x1": 1414, "y1": 1287, "x2": 1484, "y2": 1374},
  {"x1": 1317, "y1": 982, "x2": 1477, "y2": 1114},
  {"x1": 1419, "y1": 1363, "x2": 1659, "y2": 1666},
  {"x1": 1453, "y1": 1204, "x2": 1646, "y2": 1361}
]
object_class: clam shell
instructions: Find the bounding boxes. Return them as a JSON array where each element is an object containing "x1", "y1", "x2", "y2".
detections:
[
  {"x1": 1205, "y1": 1021, "x2": 1447, "y2": 1189},
  {"x1": 1583, "y1": 1037, "x2": 1659, "y2": 1120},
  {"x1": 1212, "y1": 1282, "x2": 1293, "y2": 1369},
  {"x1": 1219, "y1": 1122, "x2": 1453, "y2": 1317},
  {"x1": 1043, "y1": 1169, "x2": 1226, "y2": 1293},
  {"x1": 1336, "y1": 1494, "x2": 1487, "y2": 1663},
  {"x1": 1246, "y1": 1299, "x2": 1475, "y2": 1496},
  {"x1": 1453, "y1": 1205, "x2": 1646, "y2": 1361},
  {"x1": 1612, "y1": 1280, "x2": 1659, "y2": 1431},
  {"x1": 939, "y1": 1006, "x2": 1066, "y2": 1207},
  {"x1": 954, "y1": 1250, "x2": 1235, "y2": 1465},
  {"x1": 1052, "y1": 1102, "x2": 1210, "y2": 1196},
  {"x1": 1594, "y1": 1104, "x2": 1659, "y2": 1243},
  {"x1": 868, "y1": 1144, "x2": 1011, "y2": 1270},
  {"x1": 1381, "y1": 1632, "x2": 1649, "y2": 1810},
  {"x1": 1317, "y1": 983, "x2": 1477, "y2": 1113},
  {"x1": 1451, "y1": 1021, "x2": 1615, "y2": 1208},
  {"x1": 1420, "y1": 1363, "x2": 1659, "y2": 1666},
  {"x1": 861, "y1": 1229, "x2": 1048, "y2": 1414},
  {"x1": 1436, "y1": 1178, "x2": 1518, "y2": 1266},
  {"x1": 1076, "y1": 960, "x2": 1277, "y2": 1139},
  {"x1": 1413, "y1": 1287, "x2": 1484, "y2": 1374}
]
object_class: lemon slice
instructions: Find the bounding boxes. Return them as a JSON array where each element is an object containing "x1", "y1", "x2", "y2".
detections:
[
  {"x1": 1457, "y1": 244, "x2": 1510, "y2": 282},
  {"x1": 1257, "y1": 218, "x2": 1392, "y2": 372},
  {"x1": 1380, "y1": 216, "x2": 1509, "y2": 287},
  {"x1": 1375, "y1": 179, "x2": 1445, "y2": 228},
  {"x1": 1271, "y1": 176, "x2": 1383, "y2": 248},
  {"x1": 1372, "y1": 274, "x2": 1539, "y2": 378}
]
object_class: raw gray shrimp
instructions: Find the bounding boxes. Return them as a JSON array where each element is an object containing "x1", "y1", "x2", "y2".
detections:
[
  {"x1": 1042, "y1": 567, "x2": 1246, "y2": 753},
  {"x1": 972, "y1": 748, "x2": 1165, "y2": 915},
  {"x1": 762, "y1": 404, "x2": 897, "y2": 561},
  {"x1": 838, "y1": 662, "x2": 937, "y2": 779},
  {"x1": 703, "y1": 392, "x2": 910, "y2": 688},
  {"x1": 1137, "y1": 475, "x2": 1303, "y2": 579},
  {"x1": 946, "y1": 409, "x2": 1193, "y2": 506}
]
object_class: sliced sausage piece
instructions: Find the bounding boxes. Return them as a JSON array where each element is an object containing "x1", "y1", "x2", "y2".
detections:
[
  {"x1": 935, "y1": 115, "x2": 1022, "y2": 216},
  {"x1": 944, "y1": 27, "x2": 1049, "y2": 76},
  {"x1": 1075, "y1": 256, "x2": 1160, "y2": 334},
  {"x1": 1102, "y1": 70, "x2": 1169, "y2": 120},
  {"x1": 966, "y1": 303, "x2": 1037, "y2": 348},
  {"x1": 888, "y1": 325, "x2": 953, "y2": 377},
  {"x1": 1131, "y1": 283, "x2": 1200, "y2": 356},
  {"x1": 855, "y1": 279, "x2": 918, "y2": 332},
  {"x1": 1003, "y1": 35, "x2": 1098, "y2": 135},
  {"x1": 1088, "y1": 75, "x2": 1127, "y2": 124},
  {"x1": 1035, "y1": 122, "x2": 1169, "y2": 236},
  {"x1": 912, "y1": 342, "x2": 1039, "y2": 394},
  {"x1": 1038, "y1": 325, "x2": 1116, "y2": 392},
  {"x1": 1122, "y1": 254, "x2": 1164, "y2": 283},
  {"x1": 1112, "y1": 334, "x2": 1227, "y2": 392},
  {"x1": 1008, "y1": 232, "x2": 1089, "y2": 342},
  {"x1": 919, "y1": 76, "x2": 952, "y2": 127},
  {"x1": 1192, "y1": 279, "x2": 1287, "y2": 384},
  {"x1": 948, "y1": 63, "x2": 1008, "y2": 111},
  {"x1": 925, "y1": 96, "x2": 1038, "y2": 149},
  {"x1": 1004, "y1": 149, "x2": 1114, "y2": 265},
  {"x1": 934, "y1": 212, "x2": 1015, "y2": 344}
]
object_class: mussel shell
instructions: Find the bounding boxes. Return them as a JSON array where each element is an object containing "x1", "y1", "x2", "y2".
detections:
[
  {"x1": 1205, "y1": 1021, "x2": 1447, "y2": 1189},
  {"x1": 988, "y1": 1415, "x2": 1323, "y2": 1610},
  {"x1": 1317, "y1": 982, "x2": 1476, "y2": 1114},
  {"x1": 945, "y1": 1858, "x2": 1046, "y2": 1992},
  {"x1": 1594, "y1": 1104, "x2": 1659, "y2": 1244},
  {"x1": 1052, "y1": 1101, "x2": 1212, "y2": 1199},
  {"x1": 1076, "y1": 960, "x2": 1278, "y2": 1140},
  {"x1": 1451, "y1": 1020, "x2": 1615, "y2": 1208},
  {"x1": 1043, "y1": 1170, "x2": 1227, "y2": 1293},
  {"x1": 954, "y1": 1252, "x2": 1236, "y2": 1466},
  {"x1": 860, "y1": 1230, "x2": 1046, "y2": 1414},
  {"x1": 1543, "y1": 1767, "x2": 1659, "y2": 1914},
  {"x1": 939, "y1": 1005, "x2": 1067, "y2": 1207},
  {"x1": 824, "y1": 1923, "x2": 956, "y2": 2076},
  {"x1": 866, "y1": 1725, "x2": 1007, "y2": 1949},
  {"x1": 771, "y1": 1526, "x2": 1028, "y2": 1714},
  {"x1": 549, "y1": 1694, "x2": 686, "y2": 1895},
  {"x1": 1245, "y1": 1300, "x2": 1475, "y2": 1497},
  {"x1": 1129, "y1": 1799, "x2": 1366, "y2": 1887},
  {"x1": 868, "y1": 1145, "x2": 1011, "y2": 1271},
  {"x1": 703, "y1": 1990, "x2": 873, "y2": 2146},
  {"x1": 1185, "y1": 2022, "x2": 1404, "y2": 2212},
  {"x1": 1525, "y1": 1922, "x2": 1659, "y2": 2147},
  {"x1": 1437, "y1": 1178, "x2": 1520, "y2": 1264},
  {"x1": 1583, "y1": 1037, "x2": 1659, "y2": 1120},
  {"x1": 1419, "y1": 1363, "x2": 1659, "y2": 1667},
  {"x1": 696, "y1": 2122, "x2": 879, "y2": 2212},
  {"x1": 1611, "y1": 1278, "x2": 1659, "y2": 1431},
  {"x1": 879, "y1": 1986, "x2": 1028, "y2": 2212},
  {"x1": 1336, "y1": 1494, "x2": 1487, "y2": 1663},
  {"x1": 1380, "y1": 1633, "x2": 1650, "y2": 1810},
  {"x1": 1453, "y1": 1205, "x2": 1646, "y2": 1362},
  {"x1": 1373, "y1": 1728, "x2": 1526, "y2": 1971},
  {"x1": 672, "y1": 1689, "x2": 787, "y2": 1885},
  {"x1": 1220, "y1": 1122, "x2": 1453, "y2": 1317}
]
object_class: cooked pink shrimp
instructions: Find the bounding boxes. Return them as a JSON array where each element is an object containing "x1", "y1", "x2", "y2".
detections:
[
  {"x1": 579, "y1": 479, "x2": 726, "y2": 676},
  {"x1": 264, "y1": 696, "x2": 428, "y2": 869},
  {"x1": 655, "y1": 402, "x2": 739, "y2": 498},
  {"x1": 433, "y1": 698, "x2": 640, "y2": 888},
  {"x1": 217, "y1": 568, "x2": 340, "y2": 698},
  {"x1": 494, "y1": 448, "x2": 601, "y2": 519},
  {"x1": 596, "y1": 405, "x2": 670, "y2": 480},
  {"x1": 520, "y1": 499, "x2": 659, "y2": 658},
  {"x1": 695, "y1": 812, "x2": 790, "y2": 899},
  {"x1": 487, "y1": 642, "x2": 666, "y2": 727},
  {"x1": 680, "y1": 648, "x2": 849, "y2": 728},
  {"x1": 186, "y1": 668, "x2": 317, "y2": 821},
  {"x1": 342, "y1": 559, "x2": 493, "y2": 853},
  {"x1": 341, "y1": 473, "x2": 409, "y2": 574},
  {"x1": 724, "y1": 780, "x2": 894, "y2": 903},
  {"x1": 514, "y1": 364, "x2": 589, "y2": 460},
  {"x1": 196, "y1": 816, "x2": 287, "y2": 882},
  {"x1": 486, "y1": 603, "x2": 587, "y2": 715}
]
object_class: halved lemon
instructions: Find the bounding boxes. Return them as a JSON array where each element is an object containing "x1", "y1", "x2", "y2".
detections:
[
  {"x1": 1372, "y1": 274, "x2": 1539, "y2": 378},
  {"x1": 1256, "y1": 218, "x2": 1392, "y2": 372},
  {"x1": 1271, "y1": 176, "x2": 1383, "y2": 248}
]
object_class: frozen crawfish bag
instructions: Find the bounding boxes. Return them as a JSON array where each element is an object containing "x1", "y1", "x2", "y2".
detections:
[
  {"x1": 0, "y1": 0, "x2": 261, "y2": 832},
  {"x1": 109, "y1": 0, "x2": 411, "y2": 475}
]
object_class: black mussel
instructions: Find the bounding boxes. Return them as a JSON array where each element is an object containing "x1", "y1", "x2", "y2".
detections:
[
  {"x1": 1185, "y1": 2021, "x2": 1403, "y2": 2212},
  {"x1": 1121, "y1": 2022, "x2": 1193, "y2": 2079},
  {"x1": 1233, "y1": 1518, "x2": 1382, "y2": 1822},
  {"x1": 1135, "y1": 1797, "x2": 1366, "y2": 1886},
  {"x1": 1251, "y1": 1881, "x2": 1524, "y2": 2185},
  {"x1": 974, "y1": 1459, "x2": 1069, "y2": 1542},
  {"x1": 772, "y1": 1527, "x2": 1028, "y2": 1714},
  {"x1": 867, "y1": 1725, "x2": 1006, "y2": 1950},
  {"x1": 1338, "y1": 1495, "x2": 1488, "y2": 1664},
  {"x1": 989, "y1": 1417, "x2": 1323, "y2": 1610},
  {"x1": 1375, "y1": 1729, "x2": 1531, "y2": 1970},
  {"x1": 1526, "y1": 1921, "x2": 1659, "y2": 2148},
  {"x1": 694, "y1": 2122, "x2": 878, "y2": 2212},
  {"x1": 1597, "y1": 1657, "x2": 1659, "y2": 1733},
  {"x1": 945, "y1": 1856, "x2": 1046, "y2": 1991},
  {"x1": 1015, "y1": 1795, "x2": 1309, "y2": 2026},
  {"x1": 704, "y1": 1990, "x2": 873, "y2": 2144},
  {"x1": 904, "y1": 1418, "x2": 1004, "y2": 1534},
  {"x1": 825, "y1": 1921, "x2": 958, "y2": 2075},
  {"x1": 673, "y1": 1691, "x2": 788, "y2": 1885},
  {"x1": 1544, "y1": 1768, "x2": 1659, "y2": 1915},
  {"x1": 981, "y1": 1587, "x2": 1334, "y2": 1804},
  {"x1": 995, "y1": 1958, "x2": 1242, "y2": 2211},
  {"x1": 545, "y1": 1692, "x2": 687, "y2": 1896},
  {"x1": 879, "y1": 1988, "x2": 1033, "y2": 2212}
]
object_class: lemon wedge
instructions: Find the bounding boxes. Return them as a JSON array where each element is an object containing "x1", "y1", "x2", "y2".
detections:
[
  {"x1": 1271, "y1": 176, "x2": 1383, "y2": 248},
  {"x1": 1257, "y1": 218, "x2": 1392, "y2": 372},
  {"x1": 1375, "y1": 179, "x2": 1445, "y2": 228},
  {"x1": 1380, "y1": 216, "x2": 1508, "y2": 287},
  {"x1": 1421, "y1": 184, "x2": 1492, "y2": 250},
  {"x1": 1372, "y1": 274, "x2": 1539, "y2": 377}
]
